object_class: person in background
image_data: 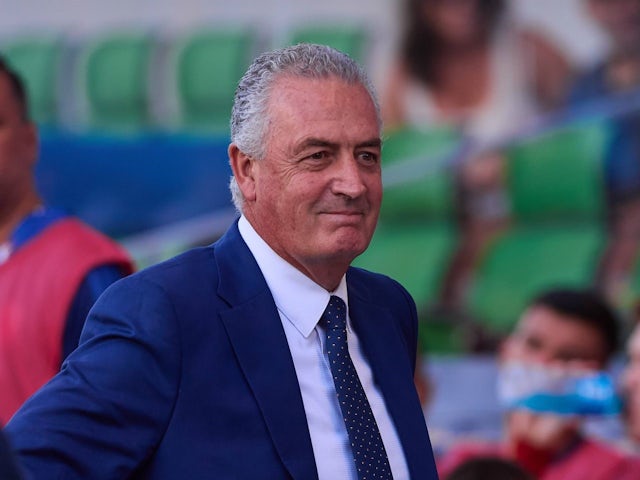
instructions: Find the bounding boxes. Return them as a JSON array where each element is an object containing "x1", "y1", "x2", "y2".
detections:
[
  {"x1": 5, "y1": 44, "x2": 438, "y2": 480},
  {"x1": 445, "y1": 456, "x2": 534, "y2": 480},
  {"x1": 0, "y1": 56, "x2": 134, "y2": 424},
  {"x1": 383, "y1": 0, "x2": 572, "y2": 313},
  {"x1": 383, "y1": 0, "x2": 571, "y2": 143},
  {"x1": 438, "y1": 288, "x2": 640, "y2": 479},
  {"x1": 568, "y1": 0, "x2": 640, "y2": 303}
]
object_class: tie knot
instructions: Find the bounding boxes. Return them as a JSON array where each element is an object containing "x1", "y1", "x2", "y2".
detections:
[{"x1": 323, "y1": 295, "x2": 347, "y2": 331}]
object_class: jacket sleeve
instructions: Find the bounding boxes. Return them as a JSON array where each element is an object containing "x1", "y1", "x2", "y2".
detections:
[
  {"x1": 62, "y1": 264, "x2": 130, "y2": 361},
  {"x1": 5, "y1": 274, "x2": 182, "y2": 480}
]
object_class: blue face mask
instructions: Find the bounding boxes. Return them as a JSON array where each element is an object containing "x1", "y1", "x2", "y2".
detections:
[{"x1": 496, "y1": 362, "x2": 623, "y2": 417}]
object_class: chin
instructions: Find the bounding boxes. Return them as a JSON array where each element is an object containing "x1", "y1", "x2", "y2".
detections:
[
  {"x1": 338, "y1": 236, "x2": 370, "y2": 256},
  {"x1": 328, "y1": 245, "x2": 366, "y2": 261},
  {"x1": 315, "y1": 240, "x2": 368, "y2": 264}
]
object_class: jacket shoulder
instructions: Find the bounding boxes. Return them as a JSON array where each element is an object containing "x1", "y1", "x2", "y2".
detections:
[
  {"x1": 128, "y1": 246, "x2": 218, "y2": 289},
  {"x1": 347, "y1": 265, "x2": 415, "y2": 308}
]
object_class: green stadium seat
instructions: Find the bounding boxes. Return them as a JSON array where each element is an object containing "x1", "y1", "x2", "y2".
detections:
[
  {"x1": 465, "y1": 119, "x2": 611, "y2": 333},
  {"x1": 466, "y1": 225, "x2": 604, "y2": 332},
  {"x1": 506, "y1": 119, "x2": 610, "y2": 221},
  {"x1": 286, "y1": 24, "x2": 366, "y2": 62},
  {"x1": 78, "y1": 32, "x2": 154, "y2": 131},
  {"x1": 380, "y1": 125, "x2": 460, "y2": 222},
  {"x1": 2, "y1": 36, "x2": 62, "y2": 125},
  {"x1": 171, "y1": 28, "x2": 254, "y2": 133}
]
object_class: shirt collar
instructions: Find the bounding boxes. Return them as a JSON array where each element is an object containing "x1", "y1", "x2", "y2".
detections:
[
  {"x1": 238, "y1": 215, "x2": 348, "y2": 338},
  {"x1": 0, "y1": 206, "x2": 66, "y2": 264},
  {"x1": 11, "y1": 206, "x2": 66, "y2": 250}
]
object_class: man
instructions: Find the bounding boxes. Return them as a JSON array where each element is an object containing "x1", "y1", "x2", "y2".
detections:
[
  {"x1": 438, "y1": 288, "x2": 640, "y2": 479},
  {"x1": 569, "y1": 0, "x2": 640, "y2": 300},
  {"x1": 0, "y1": 57, "x2": 134, "y2": 424},
  {"x1": 6, "y1": 44, "x2": 438, "y2": 479}
]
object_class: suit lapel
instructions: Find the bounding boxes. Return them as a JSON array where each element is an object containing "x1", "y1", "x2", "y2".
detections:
[
  {"x1": 348, "y1": 285, "x2": 439, "y2": 479},
  {"x1": 215, "y1": 223, "x2": 318, "y2": 480}
]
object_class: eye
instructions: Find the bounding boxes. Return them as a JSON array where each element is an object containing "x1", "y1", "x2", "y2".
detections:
[
  {"x1": 357, "y1": 151, "x2": 379, "y2": 165},
  {"x1": 301, "y1": 151, "x2": 334, "y2": 166},
  {"x1": 309, "y1": 151, "x2": 327, "y2": 160},
  {"x1": 524, "y1": 336, "x2": 543, "y2": 352},
  {"x1": 299, "y1": 150, "x2": 332, "y2": 169}
]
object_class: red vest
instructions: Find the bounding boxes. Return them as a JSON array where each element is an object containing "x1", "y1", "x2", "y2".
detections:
[{"x1": 0, "y1": 218, "x2": 134, "y2": 423}]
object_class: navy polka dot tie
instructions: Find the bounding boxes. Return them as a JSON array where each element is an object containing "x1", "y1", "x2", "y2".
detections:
[{"x1": 323, "y1": 295, "x2": 393, "y2": 480}]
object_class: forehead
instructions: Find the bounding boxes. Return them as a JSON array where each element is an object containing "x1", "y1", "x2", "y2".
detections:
[
  {"x1": 265, "y1": 75, "x2": 379, "y2": 133},
  {"x1": 516, "y1": 305, "x2": 607, "y2": 356}
]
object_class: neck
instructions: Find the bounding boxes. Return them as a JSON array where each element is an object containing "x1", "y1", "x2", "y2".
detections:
[
  {"x1": 296, "y1": 261, "x2": 348, "y2": 292},
  {"x1": 270, "y1": 244, "x2": 349, "y2": 292},
  {"x1": 0, "y1": 191, "x2": 42, "y2": 244},
  {"x1": 242, "y1": 212, "x2": 350, "y2": 292}
]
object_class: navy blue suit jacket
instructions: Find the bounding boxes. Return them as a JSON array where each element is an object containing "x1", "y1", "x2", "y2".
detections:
[
  {"x1": 0, "y1": 429, "x2": 22, "y2": 480},
  {"x1": 6, "y1": 222, "x2": 438, "y2": 479}
]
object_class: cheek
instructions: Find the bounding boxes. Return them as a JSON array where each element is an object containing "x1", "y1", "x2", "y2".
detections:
[
  {"x1": 365, "y1": 176, "x2": 383, "y2": 206},
  {"x1": 371, "y1": 188, "x2": 383, "y2": 212},
  {"x1": 500, "y1": 339, "x2": 532, "y2": 364},
  {"x1": 626, "y1": 366, "x2": 640, "y2": 391}
]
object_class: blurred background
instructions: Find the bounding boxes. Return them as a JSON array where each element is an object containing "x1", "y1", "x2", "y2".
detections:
[{"x1": 3, "y1": 0, "x2": 640, "y2": 454}]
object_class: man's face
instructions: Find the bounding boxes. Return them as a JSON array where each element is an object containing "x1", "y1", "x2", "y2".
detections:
[
  {"x1": 240, "y1": 75, "x2": 382, "y2": 284},
  {"x1": 502, "y1": 305, "x2": 608, "y2": 370},
  {"x1": 622, "y1": 325, "x2": 640, "y2": 442},
  {"x1": 0, "y1": 72, "x2": 37, "y2": 212}
]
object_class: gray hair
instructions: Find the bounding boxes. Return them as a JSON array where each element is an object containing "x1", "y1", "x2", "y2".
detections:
[{"x1": 228, "y1": 43, "x2": 381, "y2": 212}]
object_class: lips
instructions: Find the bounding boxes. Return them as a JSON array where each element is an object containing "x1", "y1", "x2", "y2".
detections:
[
  {"x1": 317, "y1": 202, "x2": 368, "y2": 217},
  {"x1": 322, "y1": 211, "x2": 363, "y2": 216}
]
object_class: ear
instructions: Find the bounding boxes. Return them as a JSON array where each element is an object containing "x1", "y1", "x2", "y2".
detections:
[{"x1": 228, "y1": 143, "x2": 257, "y2": 203}]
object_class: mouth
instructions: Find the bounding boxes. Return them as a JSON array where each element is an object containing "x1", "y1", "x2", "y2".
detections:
[
  {"x1": 322, "y1": 211, "x2": 364, "y2": 216},
  {"x1": 320, "y1": 211, "x2": 366, "y2": 221}
]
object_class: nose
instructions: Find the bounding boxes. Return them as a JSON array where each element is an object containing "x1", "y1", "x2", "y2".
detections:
[
  {"x1": 533, "y1": 351, "x2": 556, "y2": 366},
  {"x1": 331, "y1": 154, "x2": 367, "y2": 199}
]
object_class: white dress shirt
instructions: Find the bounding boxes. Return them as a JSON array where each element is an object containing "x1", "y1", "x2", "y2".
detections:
[{"x1": 238, "y1": 216, "x2": 409, "y2": 480}]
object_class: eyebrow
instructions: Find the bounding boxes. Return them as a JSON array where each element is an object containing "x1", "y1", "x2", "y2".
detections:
[
  {"x1": 358, "y1": 138, "x2": 383, "y2": 149},
  {"x1": 293, "y1": 137, "x2": 382, "y2": 155}
]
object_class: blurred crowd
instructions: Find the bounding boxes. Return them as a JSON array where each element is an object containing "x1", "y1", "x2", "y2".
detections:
[
  {"x1": 383, "y1": 0, "x2": 640, "y2": 476},
  {"x1": 384, "y1": 0, "x2": 640, "y2": 321},
  {"x1": 434, "y1": 287, "x2": 640, "y2": 479}
]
